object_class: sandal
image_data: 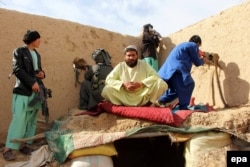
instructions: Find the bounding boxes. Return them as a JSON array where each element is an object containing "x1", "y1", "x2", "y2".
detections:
[
  {"x1": 19, "y1": 145, "x2": 33, "y2": 155},
  {"x1": 3, "y1": 149, "x2": 15, "y2": 161}
]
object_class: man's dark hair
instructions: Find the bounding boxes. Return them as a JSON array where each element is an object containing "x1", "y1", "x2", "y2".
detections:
[
  {"x1": 143, "y1": 23, "x2": 153, "y2": 32},
  {"x1": 189, "y1": 35, "x2": 202, "y2": 45}
]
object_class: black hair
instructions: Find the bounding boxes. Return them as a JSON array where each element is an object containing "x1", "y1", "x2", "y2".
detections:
[
  {"x1": 189, "y1": 35, "x2": 202, "y2": 45},
  {"x1": 143, "y1": 24, "x2": 153, "y2": 32},
  {"x1": 23, "y1": 30, "x2": 40, "y2": 44}
]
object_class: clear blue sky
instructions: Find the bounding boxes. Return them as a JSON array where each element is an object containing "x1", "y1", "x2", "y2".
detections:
[{"x1": 0, "y1": 0, "x2": 245, "y2": 36}]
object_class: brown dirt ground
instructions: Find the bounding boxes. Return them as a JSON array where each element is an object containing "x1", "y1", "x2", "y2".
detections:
[{"x1": 1, "y1": 105, "x2": 249, "y2": 166}]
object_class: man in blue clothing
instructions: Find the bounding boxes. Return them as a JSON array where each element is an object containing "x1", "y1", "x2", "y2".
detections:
[{"x1": 158, "y1": 35, "x2": 209, "y2": 110}]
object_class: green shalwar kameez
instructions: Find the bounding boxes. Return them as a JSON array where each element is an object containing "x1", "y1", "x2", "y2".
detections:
[{"x1": 5, "y1": 50, "x2": 42, "y2": 150}]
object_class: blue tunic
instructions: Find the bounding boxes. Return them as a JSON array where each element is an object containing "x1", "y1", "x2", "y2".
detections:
[
  {"x1": 158, "y1": 42, "x2": 204, "y2": 85},
  {"x1": 158, "y1": 42, "x2": 204, "y2": 109}
]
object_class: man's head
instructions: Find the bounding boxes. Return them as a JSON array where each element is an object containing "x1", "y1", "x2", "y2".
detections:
[
  {"x1": 143, "y1": 23, "x2": 153, "y2": 32},
  {"x1": 92, "y1": 48, "x2": 111, "y2": 65},
  {"x1": 23, "y1": 30, "x2": 41, "y2": 45},
  {"x1": 124, "y1": 45, "x2": 138, "y2": 68},
  {"x1": 189, "y1": 35, "x2": 202, "y2": 46}
]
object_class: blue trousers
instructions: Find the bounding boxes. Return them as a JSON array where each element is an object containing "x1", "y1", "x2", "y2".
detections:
[{"x1": 159, "y1": 72, "x2": 194, "y2": 110}]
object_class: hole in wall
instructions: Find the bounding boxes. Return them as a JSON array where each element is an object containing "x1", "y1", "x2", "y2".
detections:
[{"x1": 113, "y1": 136, "x2": 185, "y2": 167}]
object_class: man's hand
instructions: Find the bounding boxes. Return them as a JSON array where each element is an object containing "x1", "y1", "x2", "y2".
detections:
[
  {"x1": 36, "y1": 71, "x2": 45, "y2": 79},
  {"x1": 32, "y1": 82, "x2": 40, "y2": 93},
  {"x1": 123, "y1": 81, "x2": 144, "y2": 92},
  {"x1": 202, "y1": 56, "x2": 211, "y2": 65}
]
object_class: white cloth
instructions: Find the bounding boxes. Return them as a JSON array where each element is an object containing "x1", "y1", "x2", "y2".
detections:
[{"x1": 5, "y1": 145, "x2": 53, "y2": 167}]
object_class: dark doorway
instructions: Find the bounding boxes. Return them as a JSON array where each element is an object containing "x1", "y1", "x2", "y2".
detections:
[{"x1": 112, "y1": 136, "x2": 185, "y2": 167}]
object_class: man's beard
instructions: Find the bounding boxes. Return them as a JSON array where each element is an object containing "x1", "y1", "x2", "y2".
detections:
[{"x1": 125, "y1": 59, "x2": 138, "y2": 67}]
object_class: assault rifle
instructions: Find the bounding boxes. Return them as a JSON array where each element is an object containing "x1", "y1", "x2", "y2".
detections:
[
  {"x1": 200, "y1": 51, "x2": 228, "y2": 107},
  {"x1": 29, "y1": 84, "x2": 52, "y2": 124}
]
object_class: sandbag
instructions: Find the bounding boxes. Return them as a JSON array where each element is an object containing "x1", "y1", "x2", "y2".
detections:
[
  {"x1": 68, "y1": 143, "x2": 117, "y2": 159},
  {"x1": 70, "y1": 155, "x2": 114, "y2": 167},
  {"x1": 184, "y1": 131, "x2": 232, "y2": 167}
]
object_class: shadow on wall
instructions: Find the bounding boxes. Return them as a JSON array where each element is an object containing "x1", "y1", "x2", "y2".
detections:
[
  {"x1": 158, "y1": 37, "x2": 176, "y2": 68},
  {"x1": 220, "y1": 61, "x2": 249, "y2": 106}
]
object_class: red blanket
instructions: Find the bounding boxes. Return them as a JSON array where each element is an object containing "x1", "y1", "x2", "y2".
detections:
[
  {"x1": 74, "y1": 97, "x2": 214, "y2": 127},
  {"x1": 97, "y1": 101, "x2": 193, "y2": 127}
]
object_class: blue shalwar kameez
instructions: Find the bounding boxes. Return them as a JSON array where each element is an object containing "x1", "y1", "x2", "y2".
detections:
[{"x1": 158, "y1": 42, "x2": 204, "y2": 110}]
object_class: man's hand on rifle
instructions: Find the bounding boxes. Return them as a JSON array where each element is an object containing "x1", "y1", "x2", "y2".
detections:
[
  {"x1": 32, "y1": 82, "x2": 40, "y2": 93},
  {"x1": 202, "y1": 55, "x2": 211, "y2": 65},
  {"x1": 199, "y1": 50, "x2": 215, "y2": 65}
]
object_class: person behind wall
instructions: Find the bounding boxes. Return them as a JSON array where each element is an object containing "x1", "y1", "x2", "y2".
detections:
[
  {"x1": 141, "y1": 23, "x2": 161, "y2": 71},
  {"x1": 157, "y1": 35, "x2": 210, "y2": 110},
  {"x1": 79, "y1": 49, "x2": 113, "y2": 111},
  {"x1": 101, "y1": 45, "x2": 168, "y2": 106},
  {"x1": 2, "y1": 30, "x2": 45, "y2": 161}
]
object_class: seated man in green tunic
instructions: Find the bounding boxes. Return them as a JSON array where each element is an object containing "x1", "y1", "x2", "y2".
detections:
[{"x1": 101, "y1": 45, "x2": 168, "y2": 106}]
